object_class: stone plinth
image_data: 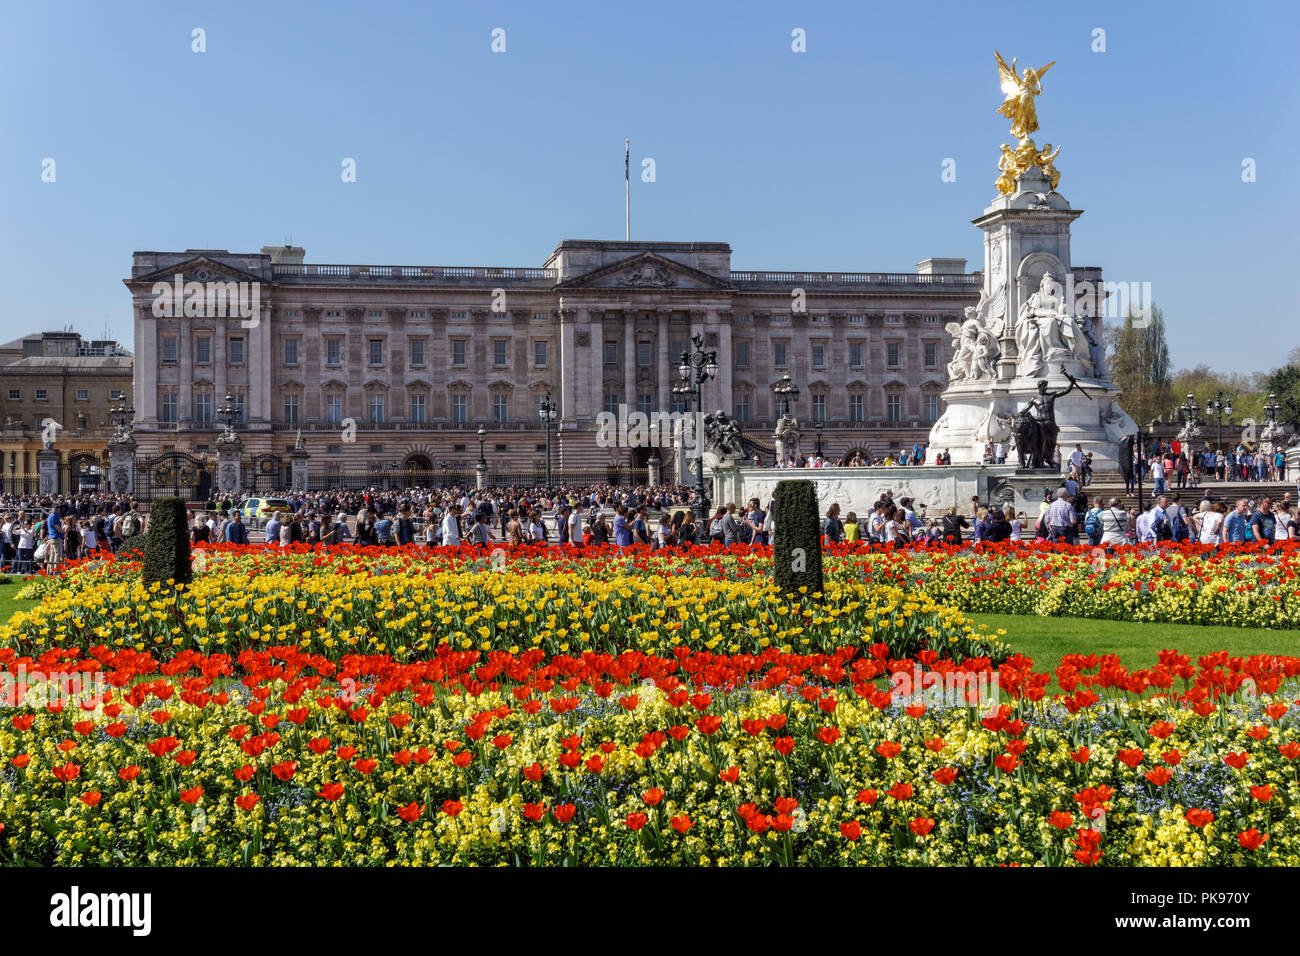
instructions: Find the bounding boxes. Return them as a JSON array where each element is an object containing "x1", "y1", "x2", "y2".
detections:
[
  {"x1": 37, "y1": 448, "x2": 59, "y2": 495},
  {"x1": 108, "y1": 437, "x2": 137, "y2": 495},
  {"x1": 216, "y1": 436, "x2": 243, "y2": 496}
]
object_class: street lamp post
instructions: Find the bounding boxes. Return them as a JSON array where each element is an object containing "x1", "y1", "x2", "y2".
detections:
[
  {"x1": 1263, "y1": 392, "x2": 1281, "y2": 426},
  {"x1": 477, "y1": 427, "x2": 488, "y2": 466},
  {"x1": 1206, "y1": 391, "x2": 1234, "y2": 460},
  {"x1": 538, "y1": 394, "x2": 557, "y2": 491},
  {"x1": 440, "y1": 461, "x2": 448, "y2": 488},
  {"x1": 815, "y1": 420, "x2": 824, "y2": 458},
  {"x1": 772, "y1": 372, "x2": 800, "y2": 420},
  {"x1": 671, "y1": 332, "x2": 718, "y2": 536},
  {"x1": 217, "y1": 393, "x2": 236, "y2": 434}
]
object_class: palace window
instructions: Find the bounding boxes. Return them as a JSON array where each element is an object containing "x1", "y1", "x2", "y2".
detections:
[
  {"x1": 368, "y1": 339, "x2": 384, "y2": 366},
  {"x1": 368, "y1": 394, "x2": 385, "y2": 423},
  {"x1": 409, "y1": 339, "x2": 425, "y2": 366},
  {"x1": 232, "y1": 394, "x2": 245, "y2": 424},
  {"x1": 812, "y1": 344, "x2": 825, "y2": 368},
  {"x1": 452, "y1": 394, "x2": 467, "y2": 423},
  {"x1": 367, "y1": 311, "x2": 383, "y2": 319},
  {"x1": 924, "y1": 342, "x2": 938, "y2": 367},
  {"x1": 850, "y1": 394, "x2": 864, "y2": 422},
  {"x1": 452, "y1": 340, "x2": 467, "y2": 366},
  {"x1": 604, "y1": 393, "x2": 620, "y2": 415},
  {"x1": 34, "y1": 388, "x2": 47, "y2": 401},
  {"x1": 410, "y1": 394, "x2": 426, "y2": 423},
  {"x1": 637, "y1": 393, "x2": 654, "y2": 415},
  {"x1": 327, "y1": 444, "x2": 341, "y2": 455},
  {"x1": 229, "y1": 337, "x2": 245, "y2": 365},
  {"x1": 925, "y1": 394, "x2": 940, "y2": 422},
  {"x1": 637, "y1": 342, "x2": 652, "y2": 367},
  {"x1": 735, "y1": 395, "x2": 750, "y2": 422},
  {"x1": 326, "y1": 339, "x2": 342, "y2": 366},
  {"x1": 110, "y1": 390, "x2": 124, "y2": 400},
  {"x1": 284, "y1": 339, "x2": 298, "y2": 366},
  {"x1": 409, "y1": 311, "x2": 425, "y2": 319},
  {"x1": 194, "y1": 393, "x2": 212, "y2": 422},
  {"x1": 326, "y1": 394, "x2": 342, "y2": 423},
  {"x1": 849, "y1": 315, "x2": 865, "y2": 324},
  {"x1": 773, "y1": 343, "x2": 788, "y2": 367},
  {"x1": 849, "y1": 342, "x2": 863, "y2": 368},
  {"x1": 886, "y1": 315, "x2": 902, "y2": 325},
  {"x1": 6, "y1": 389, "x2": 19, "y2": 401},
  {"x1": 76, "y1": 389, "x2": 89, "y2": 401},
  {"x1": 735, "y1": 341, "x2": 750, "y2": 367},
  {"x1": 161, "y1": 394, "x2": 177, "y2": 422},
  {"x1": 196, "y1": 337, "x2": 211, "y2": 364},
  {"x1": 493, "y1": 394, "x2": 509, "y2": 423},
  {"x1": 812, "y1": 394, "x2": 826, "y2": 422},
  {"x1": 494, "y1": 341, "x2": 508, "y2": 367},
  {"x1": 283, "y1": 395, "x2": 299, "y2": 423},
  {"x1": 534, "y1": 312, "x2": 549, "y2": 321},
  {"x1": 886, "y1": 343, "x2": 901, "y2": 367},
  {"x1": 887, "y1": 394, "x2": 902, "y2": 422},
  {"x1": 604, "y1": 341, "x2": 618, "y2": 365},
  {"x1": 162, "y1": 336, "x2": 178, "y2": 363}
]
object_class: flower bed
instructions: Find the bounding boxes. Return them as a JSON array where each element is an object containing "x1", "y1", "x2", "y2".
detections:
[{"x1": 1, "y1": 643, "x2": 1296, "y2": 866}]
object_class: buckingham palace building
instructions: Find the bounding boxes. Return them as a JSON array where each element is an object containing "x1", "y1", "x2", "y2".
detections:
[{"x1": 124, "y1": 239, "x2": 1098, "y2": 486}]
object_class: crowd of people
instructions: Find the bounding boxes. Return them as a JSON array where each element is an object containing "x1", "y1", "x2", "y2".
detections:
[
  {"x1": 1128, "y1": 440, "x2": 1290, "y2": 494},
  {"x1": 0, "y1": 492, "x2": 146, "y2": 575}
]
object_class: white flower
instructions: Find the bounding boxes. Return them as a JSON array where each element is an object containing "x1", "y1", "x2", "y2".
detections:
[
  {"x1": 792, "y1": 807, "x2": 809, "y2": 833},
  {"x1": 489, "y1": 805, "x2": 509, "y2": 835}
]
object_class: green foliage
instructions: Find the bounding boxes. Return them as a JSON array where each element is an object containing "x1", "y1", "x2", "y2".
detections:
[
  {"x1": 1263, "y1": 363, "x2": 1300, "y2": 428},
  {"x1": 141, "y1": 498, "x2": 191, "y2": 587},
  {"x1": 772, "y1": 479, "x2": 823, "y2": 601},
  {"x1": 1106, "y1": 305, "x2": 1174, "y2": 426}
]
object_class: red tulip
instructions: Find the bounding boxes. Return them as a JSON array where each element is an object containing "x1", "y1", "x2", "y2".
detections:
[
  {"x1": 626, "y1": 812, "x2": 648, "y2": 831},
  {"x1": 1048, "y1": 811, "x2": 1074, "y2": 829},
  {"x1": 318, "y1": 782, "x2": 345, "y2": 802},
  {"x1": 397, "y1": 802, "x2": 423, "y2": 822},
  {"x1": 1279, "y1": 742, "x2": 1300, "y2": 760},
  {"x1": 9, "y1": 754, "x2": 29, "y2": 769},
  {"x1": 1144, "y1": 767, "x2": 1172, "y2": 786},
  {"x1": 816, "y1": 726, "x2": 842, "y2": 745},
  {"x1": 772, "y1": 736, "x2": 795, "y2": 756},
  {"x1": 235, "y1": 793, "x2": 260, "y2": 811},
  {"x1": 1250, "y1": 784, "x2": 1274, "y2": 802},
  {"x1": 885, "y1": 782, "x2": 913, "y2": 801},
  {"x1": 522, "y1": 801, "x2": 547, "y2": 822},
  {"x1": 451, "y1": 751, "x2": 473, "y2": 768},
  {"x1": 79, "y1": 791, "x2": 102, "y2": 807},
  {"x1": 932, "y1": 767, "x2": 958, "y2": 786},
  {"x1": 52, "y1": 762, "x2": 80, "y2": 783},
  {"x1": 994, "y1": 753, "x2": 1020, "y2": 774},
  {"x1": 1163, "y1": 750, "x2": 1182, "y2": 765},
  {"x1": 271, "y1": 761, "x2": 297, "y2": 781},
  {"x1": 353, "y1": 758, "x2": 378, "y2": 775},
  {"x1": 553, "y1": 803, "x2": 576, "y2": 823},
  {"x1": 308, "y1": 737, "x2": 331, "y2": 755},
  {"x1": 719, "y1": 766, "x2": 740, "y2": 783},
  {"x1": 875, "y1": 741, "x2": 902, "y2": 759},
  {"x1": 1223, "y1": 752, "x2": 1249, "y2": 770},
  {"x1": 840, "y1": 820, "x2": 861, "y2": 841},
  {"x1": 773, "y1": 797, "x2": 799, "y2": 815},
  {"x1": 1116, "y1": 748, "x2": 1144, "y2": 768},
  {"x1": 118, "y1": 765, "x2": 141, "y2": 782},
  {"x1": 442, "y1": 799, "x2": 463, "y2": 817},
  {"x1": 522, "y1": 762, "x2": 545, "y2": 782},
  {"x1": 909, "y1": 817, "x2": 935, "y2": 837},
  {"x1": 619, "y1": 695, "x2": 639, "y2": 711},
  {"x1": 180, "y1": 786, "x2": 203, "y2": 804},
  {"x1": 1148, "y1": 721, "x2": 1176, "y2": 739},
  {"x1": 234, "y1": 764, "x2": 255, "y2": 782},
  {"x1": 642, "y1": 788, "x2": 664, "y2": 806},
  {"x1": 1185, "y1": 808, "x2": 1214, "y2": 828},
  {"x1": 1070, "y1": 746, "x2": 1091, "y2": 763},
  {"x1": 856, "y1": 789, "x2": 879, "y2": 805},
  {"x1": 492, "y1": 734, "x2": 512, "y2": 750},
  {"x1": 669, "y1": 814, "x2": 693, "y2": 834},
  {"x1": 1237, "y1": 829, "x2": 1269, "y2": 851}
]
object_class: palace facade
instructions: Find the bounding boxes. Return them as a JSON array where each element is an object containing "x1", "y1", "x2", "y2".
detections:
[{"x1": 123, "y1": 240, "x2": 1105, "y2": 483}]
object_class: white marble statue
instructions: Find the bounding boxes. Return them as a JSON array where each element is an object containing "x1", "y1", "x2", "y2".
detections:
[{"x1": 1015, "y1": 272, "x2": 1092, "y2": 378}]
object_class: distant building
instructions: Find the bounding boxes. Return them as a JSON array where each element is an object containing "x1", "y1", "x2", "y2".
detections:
[
  {"x1": 0, "y1": 331, "x2": 133, "y2": 493},
  {"x1": 123, "y1": 241, "x2": 1000, "y2": 483}
]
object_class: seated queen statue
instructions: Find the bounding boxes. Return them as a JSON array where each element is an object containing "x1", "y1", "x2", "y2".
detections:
[{"x1": 1015, "y1": 272, "x2": 1092, "y2": 378}]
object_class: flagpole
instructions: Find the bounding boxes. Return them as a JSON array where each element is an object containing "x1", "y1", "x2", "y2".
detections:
[{"x1": 625, "y1": 138, "x2": 630, "y2": 241}]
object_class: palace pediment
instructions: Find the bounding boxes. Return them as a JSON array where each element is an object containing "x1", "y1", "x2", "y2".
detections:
[
  {"x1": 556, "y1": 252, "x2": 735, "y2": 292},
  {"x1": 129, "y1": 256, "x2": 265, "y2": 287}
]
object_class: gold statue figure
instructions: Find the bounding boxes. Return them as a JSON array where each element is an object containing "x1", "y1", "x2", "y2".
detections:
[
  {"x1": 1036, "y1": 142, "x2": 1062, "y2": 190},
  {"x1": 994, "y1": 51, "x2": 1055, "y2": 140}
]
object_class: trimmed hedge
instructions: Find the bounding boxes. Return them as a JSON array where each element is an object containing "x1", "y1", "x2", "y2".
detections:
[
  {"x1": 773, "y1": 479, "x2": 823, "y2": 600},
  {"x1": 142, "y1": 498, "x2": 192, "y2": 587}
]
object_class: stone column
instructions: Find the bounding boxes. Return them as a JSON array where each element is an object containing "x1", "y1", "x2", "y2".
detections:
[
  {"x1": 588, "y1": 310, "x2": 604, "y2": 420},
  {"x1": 37, "y1": 447, "x2": 59, "y2": 495},
  {"x1": 715, "y1": 312, "x2": 732, "y2": 416},
  {"x1": 647, "y1": 451, "x2": 662, "y2": 486},
  {"x1": 216, "y1": 435, "x2": 243, "y2": 496},
  {"x1": 559, "y1": 309, "x2": 577, "y2": 420},
  {"x1": 623, "y1": 312, "x2": 636, "y2": 410},
  {"x1": 289, "y1": 443, "x2": 309, "y2": 492},
  {"x1": 135, "y1": 305, "x2": 158, "y2": 423},
  {"x1": 108, "y1": 436, "x2": 137, "y2": 495},
  {"x1": 656, "y1": 310, "x2": 670, "y2": 412},
  {"x1": 475, "y1": 459, "x2": 488, "y2": 490},
  {"x1": 178, "y1": 320, "x2": 193, "y2": 424}
]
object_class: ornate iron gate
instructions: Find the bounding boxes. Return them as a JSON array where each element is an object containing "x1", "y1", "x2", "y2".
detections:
[{"x1": 136, "y1": 452, "x2": 213, "y2": 502}]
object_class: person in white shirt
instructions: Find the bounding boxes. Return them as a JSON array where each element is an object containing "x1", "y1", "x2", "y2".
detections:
[
  {"x1": 1198, "y1": 501, "x2": 1225, "y2": 544},
  {"x1": 567, "y1": 509, "x2": 581, "y2": 544},
  {"x1": 1009, "y1": 511, "x2": 1023, "y2": 541},
  {"x1": 1069, "y1": 444, "x2": 1086, "y2": 474},
  {"x1": 1099, "y1": 497, "x2": 1129, "y2": 546},
  {"x1": 440, "y1": 506, "x2": 462, "y2": 546}
]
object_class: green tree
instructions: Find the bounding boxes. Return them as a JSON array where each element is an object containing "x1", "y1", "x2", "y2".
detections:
[
  {"x1": 142, "y1": 497, "x2": 192, "y2": 587},
  {"x1": 1106, "y1": 304, "x2": 1175, "y2": 426},
  {"x1": 772, "y1": 480, "x2": 824, "y2": 601},
  {"x1": 1263, "y1": 363, "x2": 1300, "y2": 427}
]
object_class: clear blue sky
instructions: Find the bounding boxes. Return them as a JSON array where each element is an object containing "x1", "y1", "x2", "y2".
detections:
[{"x1": 2, "y1": 0, "x2": 1296, "y2": 373}]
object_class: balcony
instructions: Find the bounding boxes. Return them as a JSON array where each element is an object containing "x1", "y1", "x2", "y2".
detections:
[{"x1": 728, "y1": 271, "x2": 981, "y2": 288}]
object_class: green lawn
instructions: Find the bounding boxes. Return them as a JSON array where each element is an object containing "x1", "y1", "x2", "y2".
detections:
[
  {"x1": 0, "y1": 588, "x2": 38, "y2": 627},
  {"x1": 968, "y1": 612, "x2": 1300, "y2": 690}
]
